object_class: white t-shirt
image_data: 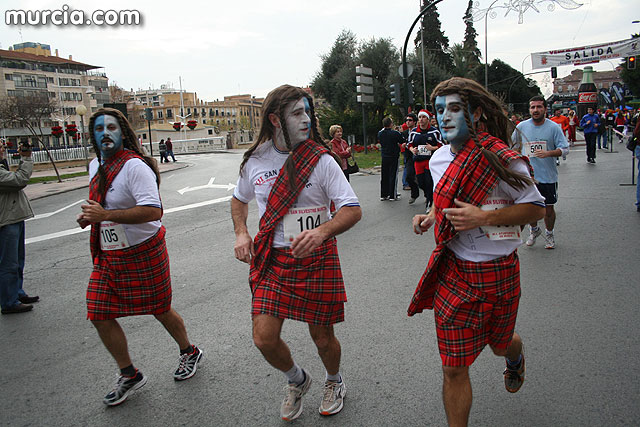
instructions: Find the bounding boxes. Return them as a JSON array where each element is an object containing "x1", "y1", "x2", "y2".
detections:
[
  {"x1": 89, "y1": 156, "x2": 162, "y2": 246},
  {"x1": 429, "y1": 145, "x2": 545, "y2": 262},
  {"x1": 233, "y1": 141, "x2": 360, "y2": 248}
]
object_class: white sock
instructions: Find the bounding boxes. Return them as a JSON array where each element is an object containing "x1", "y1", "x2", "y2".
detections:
[
  {"x1": 285, "y1": 363, "x2": 305, "y2": 385},
  {"x1": 546, "y1": 229, "x2": 554, "y2": 235},
  {"x1": 531, "y1": 225, "x2": 540, "y2": 232},
  {"x1": 326, "y1": 371, "x2": 342, "y2": 383}
]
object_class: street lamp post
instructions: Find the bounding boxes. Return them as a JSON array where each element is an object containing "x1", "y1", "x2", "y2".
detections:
[
  {"x1": 75, "y1": 104, "x2": 89, "y2": 171},
  {"x1": 484, "y1": 0, "x2": 500, "y2": 88},
  {"x1": 468, "y1": 0, "x2": 584, "y2": 88}
]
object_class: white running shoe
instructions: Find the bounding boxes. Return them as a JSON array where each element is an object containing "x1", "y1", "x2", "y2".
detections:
[
  {"x1": 544, "y1": 232, "x2": 555, "y2": 249},
  {"x1": 526, "y1": 227, "x2": 541, "y2": 247},
  {"x1": 319, "y1": 379, "x2": 346, "y2": 416},
  {"x1": 280, "y1": 370, "x2": 312, "y2": 421}
]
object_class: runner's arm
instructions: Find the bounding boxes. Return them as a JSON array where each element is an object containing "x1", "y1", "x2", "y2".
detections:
[
  {"x1": 290, "y1": 205, "x2": 361, "y2": 258},
  {"x1": 231, "y1": 196, "x2": 254, "y2": 263},
  {"x1": 443, "y1": 199, "x2": 544, "y2": 231},
  {"x1": 79, "y1": 200, "x2": 161, "y2": 224}
]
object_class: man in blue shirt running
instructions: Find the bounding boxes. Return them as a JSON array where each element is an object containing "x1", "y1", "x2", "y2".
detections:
[{"x1": 512, "y1": 96, "x2": 569, "y2": 249}]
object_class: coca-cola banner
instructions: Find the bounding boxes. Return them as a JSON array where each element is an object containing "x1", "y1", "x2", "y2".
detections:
[
  {"x1": 578, "y1": 92, "x2": 597, "y2": 104},
  {"x1": 531, "y1": 38, "x2": 639, "y2": 69}
]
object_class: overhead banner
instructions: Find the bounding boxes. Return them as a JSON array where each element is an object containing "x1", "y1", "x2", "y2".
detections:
[{"x1": 531, "y1": 38, "x2": 639, "y2": 69}]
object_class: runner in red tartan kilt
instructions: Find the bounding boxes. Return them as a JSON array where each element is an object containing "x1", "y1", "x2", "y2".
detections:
[
  {"x1": 231, "y1": 85, "x2": 361, "y2": 421},
  {"x1": 410, "y1": 78, "x2": 545, "y2": 426},
  {"x1": 77, "y1": 108, "x2": 202, "y2": 407},
  {"x1": 86, "y1": 225, "x2": 171, "y2": 320}
]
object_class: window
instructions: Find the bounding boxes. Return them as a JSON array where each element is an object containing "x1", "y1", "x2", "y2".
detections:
[
  {"x1": 5, "y1": 74, "x2": 12, "y2": 80},
  {"x1": 142, "y1": 133, "x2": 147, "y2": 140},
  {"x1": 208, "y1": 129, "x2": 213, "y2": 135},
  {"x1": 157, "y1": 111, "x2": 163, "y2": 119},
  {"x1": 158, "y1": 120, "x2": 164, "y2": 124},
  {"x1": 167, "y1": 109, "x2": 173, "y2": 119}
]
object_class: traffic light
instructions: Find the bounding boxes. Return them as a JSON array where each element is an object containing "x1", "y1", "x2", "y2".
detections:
[
  {"x1": 628, "y1": 56, "x2": 636, "y2": 70},
  {"x1": 407, "y1": 82, "x2": 414, "y2": 106},
  {"x1": 390, "y1": 84, "x2": 400, "y2": 105},
  {"x1": 550, "y1": 66, "x2": 557, "y2": 78}
]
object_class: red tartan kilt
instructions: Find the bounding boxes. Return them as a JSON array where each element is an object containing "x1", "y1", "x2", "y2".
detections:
[
  {"x1": 86, "y1": 226, "x2": 172, "y2": 320},
  {"x1": 434, "y1": 250, "x2": 520, "y2": 367},
  {"x1": 251, "y1": 238, "x2": 346, "y2": 326}
]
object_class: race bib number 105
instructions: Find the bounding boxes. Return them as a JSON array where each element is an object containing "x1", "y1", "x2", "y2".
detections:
[
  {"x1": 282, "y1": 206, "x2": 329, "y2": 244},
  {"x1": 99, "y1": 221, "x2": 130, "y2": 251}
]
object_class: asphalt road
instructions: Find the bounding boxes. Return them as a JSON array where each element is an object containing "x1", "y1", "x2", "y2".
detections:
[{"x1": 1, "y1": 145, "x2": 639, "y2": 426}]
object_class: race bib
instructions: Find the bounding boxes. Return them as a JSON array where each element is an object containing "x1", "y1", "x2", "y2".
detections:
[
  {"x1": 417, "y1": 145, "x2": 430, "y2": 156},
  {"x1": 479, "y1": 197, "x2": 521, "y2": 241},
  {"x1": 523, "y1": 140, "x2": 546, "y2": 158},
  {"x1": 282, "y1": 206, "x2": 329, "y2": 244},
  {"x1": 99, "y1": 221, "x2": 130, "y2": 251}
]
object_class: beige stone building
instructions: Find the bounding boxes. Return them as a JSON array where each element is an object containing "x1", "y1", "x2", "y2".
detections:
[{"x1": 0, "y1": 42, "x2": 108, "y2": 148}]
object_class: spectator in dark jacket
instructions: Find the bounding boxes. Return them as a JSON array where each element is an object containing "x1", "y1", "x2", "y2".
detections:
[{"x1": 377, "y1": 117, "x2": 403, "y2": 201}]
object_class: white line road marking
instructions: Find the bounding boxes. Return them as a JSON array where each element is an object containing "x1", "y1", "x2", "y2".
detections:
[
  {"x1": 25, "y1": 195, "x2": 233, "y2": 245},
  {"x1": 166, "y1": 174, "x2": 175, "y2": 180},
  {"x1": 177, "y1": 177, "x2": 236, "y2": 195},
  {"x1": 27, "y1": 199, "x2": 85, "y2": 222}
]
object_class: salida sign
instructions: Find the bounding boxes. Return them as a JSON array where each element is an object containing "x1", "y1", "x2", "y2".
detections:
[{"x1": 531, "y1": 38, "x2": 639, "y2": 69}]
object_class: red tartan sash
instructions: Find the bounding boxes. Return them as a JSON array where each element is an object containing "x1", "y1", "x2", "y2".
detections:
[
  {"x1": 249, "y1": 139, "x2": 329, "y2": 286},
  {"x1": 89, "y1": 149, "x2": 144, "y2": 260},
  {"x1": 408, "y1": 132, "x2": 532, "y2": 316}
]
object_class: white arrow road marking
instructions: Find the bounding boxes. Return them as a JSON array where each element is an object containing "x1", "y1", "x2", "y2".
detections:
[
  {"x1": 25, "y1": 195, "x2": 234, "y2": 245},
  {"x1": 27, "y1": 199, "x2": 85, "y2": 221},
  {"x1": 177, "y1": 177, "x2": 236, "y2": 195}
]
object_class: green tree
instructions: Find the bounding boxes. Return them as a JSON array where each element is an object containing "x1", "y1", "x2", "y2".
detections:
[
  {"x1": 620, "y1": 34, "x2": 640, "y2": 99},
  {"x1": 462, "y1": 0, "x2": 482, "y2": 75},
  {"x1": 449, "y1": 43, "x2": 480, "y2": 79},
  {"x1": 414, "y1": 1, "x2": 452, "y2": 72},
  {"x1": 407, "y1": 51, "x2": 449, "y2": 109},
  {"x1": 486, "y1": 59, "x2": 542, "y2": 114},
  {"x1": 312, "y1": 31, "x2": 402, "y2": 145}
]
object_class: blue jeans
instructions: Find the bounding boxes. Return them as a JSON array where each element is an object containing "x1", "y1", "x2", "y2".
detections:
[
  {"x1": 402, "y1": 153, "x2": 409, "y2": 186},
  {"x1": 597, "y1": 131, "x2": 608, "y2": 148},
  {"x1": 635, "y1": 146, "x2": 640, "y2": 208},
  {"x1": 0, "y1": 221, "x2": 27, "y2": 309}
]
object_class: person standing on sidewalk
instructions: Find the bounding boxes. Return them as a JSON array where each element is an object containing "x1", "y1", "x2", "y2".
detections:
[
  {"x1": 409, "y1": 77, "x2": 545, "y2": 427},
  {"x1": 329, "y1": 125, "x2": 351, "y2": 181},
  {"x1": 513, "y1": 96, "x2": 569, "y2": 249},
  {"x1": 580, "y1": 107, "x2": 600, "y2": 164},
  {"x1": 158, "y1": 139, "x2": 168, "y2": 163},
  {"x1": 165, "y1": 137, "x2": 176, "y2": 162},
  {"x1": 77, "y1": 108, "x2": 202, "y2": 406},
  {"x1": 1, "y1": 142, "x2": 40, "y2": 315},
  {"x1": 378, "y1": 117, "x2": 403, "y2": 201},
  {"x1": 231, "y1": 85, "x2": 361, "y2": 421}
]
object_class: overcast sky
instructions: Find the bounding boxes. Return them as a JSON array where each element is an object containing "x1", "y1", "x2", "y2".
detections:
[{"x1": 1, "y1": 0, "x2": 637, "y2": 100}]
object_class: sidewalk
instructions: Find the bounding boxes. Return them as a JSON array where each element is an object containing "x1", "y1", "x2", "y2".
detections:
[{"x1": 24, "y1": 160, "x2": 189, "y2": 201}]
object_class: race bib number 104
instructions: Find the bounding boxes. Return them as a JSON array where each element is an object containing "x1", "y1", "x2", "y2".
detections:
[
  {"x1": 99, "y1": 221, "x2": 130, "y2": 251},
  {"x1": 282, "y1": 206, "x2": 329, "y2": 244}
]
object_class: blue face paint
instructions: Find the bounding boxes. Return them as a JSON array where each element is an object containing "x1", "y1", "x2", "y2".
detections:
[
  {"x1": 94, "y1": 115, "x2": 123, "y2": 158},
  {"x1": 302, "y1": 97, "x2": 311, "y2": 139},
  {"x1": 435, "y1": 94, "x2": 471, "y2": 147}
]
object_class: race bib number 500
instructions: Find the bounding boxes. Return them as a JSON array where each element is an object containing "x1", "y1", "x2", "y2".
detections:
[
  {"x1": 523, "y1": 140, "x2": 546, "y2": 158},
  {"x1": 99, "y1": 221, "x2": 130, "y2": 251},
  {"x1": 282, "y1": 206, "x2": 329, "y2": 244}
]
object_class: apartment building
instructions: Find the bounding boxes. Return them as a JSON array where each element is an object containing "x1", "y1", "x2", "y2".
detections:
[{"x1": 0, "y1": 42, "x2": 109, "y2": 148}]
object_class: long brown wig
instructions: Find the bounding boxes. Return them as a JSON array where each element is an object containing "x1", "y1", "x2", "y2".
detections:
[
  {"x1": 430, "y1": 77, "x2": 533, "y2": 190},
  {"x1": 89, "y1": 107, "x2": 160, "y2": 194},
  {"x1": 239, "y1": 85, "x2": 334, "y2": 190}
]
